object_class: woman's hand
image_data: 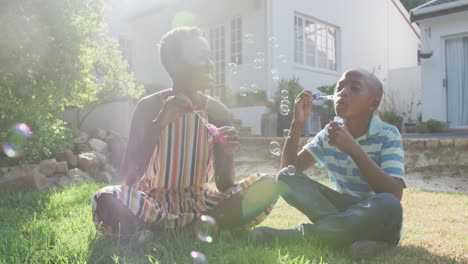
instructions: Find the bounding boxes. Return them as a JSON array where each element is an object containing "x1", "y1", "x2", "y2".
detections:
[
  {"x1": 327, "y1": 121, "x2": 356, "y2": 154},
  {"x1": 293, "y1": 90, "x2": 314, "y2": 124},
  {"x1": 217, "y1": 126, "x2": 239, "y2": 154},
  {"x1": 154, "y1": 94, "x2": 192, "y2": 127}
]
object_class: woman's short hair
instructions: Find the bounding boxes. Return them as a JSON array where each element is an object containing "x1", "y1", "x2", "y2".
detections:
[{"x1": 159, "y1": 27, "x2": 203, "y2": 75}]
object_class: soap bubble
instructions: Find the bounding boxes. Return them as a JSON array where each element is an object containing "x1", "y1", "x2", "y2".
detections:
[
  {"x1": 239, "y1": 86, "x2": 248, "y2": 97},
  {"x1": 253, "y1": 59, "x2": 263, "y2": 70},
  {"x1": 286, "y1": 165, "x2": 296, "y2": 176},
  {"x1": 228, "y1": 63, "x2": 238, "y2": 74},
  {"x1": 269, "y1": 141, "x2": 281, "y2": 157},
  {"x1": 280, "y1": 99, "x2": 290, "y2": 106},
  {"x1": 279, "y1": 104, "x2": 290, "y2": 116},
  {"x1": 2, "y1": 123, "x2": 32, "y2": 158},
  {"x1": 277, "y1": 54, "x2": 288, "y2": 64},
  {"x1": 250, "y1": 84, "x2": 259, "y2": 94},
  {"x1": 196, "y1": 215, "x2": 216, "y2": 243},
  {"x1": 245, "y1": 33, "x2": 254, "y2": 45},
  {"x1": 283, "y1": 129, "x2": 290, "y2": 138},
  {"x1": 271, "y1": 69, "x2": 280, "y2": 82},
  {"x1": 191, "y1": 251, "x2": 207, "y2": 264},
  {"x1": 268, "y1": 36, "x2": 279, "y2": 48},
  {"x1": 281, "y1": 90, "x2": 289, "y2": 99},
  {"x1": 256, "y1": 52, "x2": 265, "y2": 62}
]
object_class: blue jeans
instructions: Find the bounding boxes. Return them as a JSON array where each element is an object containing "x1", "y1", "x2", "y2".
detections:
[{"x1": 277, "y1": 167, "x2": 402, "y2": 248}]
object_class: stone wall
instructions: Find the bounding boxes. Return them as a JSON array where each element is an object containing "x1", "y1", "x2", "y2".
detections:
[{"x1": 237, "y1": 137, "x2": 468, "y2": 178}]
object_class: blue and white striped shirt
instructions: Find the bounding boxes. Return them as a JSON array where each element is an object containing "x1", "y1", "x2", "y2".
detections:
[{"x1": 304, "y1": 115, "x2": 405, "y2": 199}]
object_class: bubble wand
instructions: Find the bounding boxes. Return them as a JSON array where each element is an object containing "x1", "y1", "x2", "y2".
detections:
[
  {"x1": 312, "y1": 92, "x2": 344, "y2": 124},
  {"x1": 189, "y1": 105, "x2": 226, "y2": 144}
]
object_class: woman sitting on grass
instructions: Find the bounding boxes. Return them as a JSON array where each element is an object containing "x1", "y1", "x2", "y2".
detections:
[{"x1": 91, "y1": 26, "x2": 278, "y2": 239}]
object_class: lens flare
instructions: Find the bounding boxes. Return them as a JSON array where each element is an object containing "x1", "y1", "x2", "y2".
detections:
[
  {"x1": 191, "y1": 251, "x2": 207, "y2": 264},
  {"x1": 2, "y1": 123, "x2": 32, "y2": 158},
  {"x1": 171, "y1": 11, "x2": 195, "y2": 28},
  {"x1": 196, "y1": 215, "x2": 216, "y2": 243}
]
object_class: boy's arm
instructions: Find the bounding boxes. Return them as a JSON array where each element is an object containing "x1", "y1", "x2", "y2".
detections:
[
  {"x1": 281, "y1": 90, "x2": 317, "y2": 171},
  {"x1": 328, "y1": 123, "x2": 404, "y2": 200},
  {"x1": 281, "y1": 120, "x2": 316, "y2": 171}
]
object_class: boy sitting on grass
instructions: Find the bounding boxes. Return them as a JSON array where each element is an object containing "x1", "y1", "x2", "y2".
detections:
[{"x1": 250, "y1": 68, "x2": 405, "y2": 260}]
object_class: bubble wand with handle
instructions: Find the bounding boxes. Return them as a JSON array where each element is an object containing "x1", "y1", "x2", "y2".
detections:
[{"x1": 189, "y1": 105, "x2": 226, "y2": 144}]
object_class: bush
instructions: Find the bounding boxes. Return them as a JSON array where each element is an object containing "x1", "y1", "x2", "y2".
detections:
[
  {"x1": 0, "y1": 119, "x2": 72, "y2": 166},
  {"x1": 425, "y1": 119, "x2": 448, "y2": 133},
  {"x1": 415, "y1": 119, "x2": 448, "y2": 133},
  {"x1": 380, "y1": 109, "x2": 403, "y2": 124}
]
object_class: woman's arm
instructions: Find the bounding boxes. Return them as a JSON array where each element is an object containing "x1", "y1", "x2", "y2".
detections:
[{"x1": 207, "y1": 98, "x2": 236, "y2": 192}]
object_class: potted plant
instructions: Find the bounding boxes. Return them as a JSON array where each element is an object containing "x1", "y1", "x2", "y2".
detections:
[{"x1": 380, "y1": 108, "x2": 403, "y2": 132}]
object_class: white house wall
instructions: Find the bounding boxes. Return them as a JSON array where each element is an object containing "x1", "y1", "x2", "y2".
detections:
[
  {"x1": 418, "y1": 11, "x2": 468, "y2": 122},
  {"x1": 271, "y1": 0, "x2": 419, "y2": 92}
]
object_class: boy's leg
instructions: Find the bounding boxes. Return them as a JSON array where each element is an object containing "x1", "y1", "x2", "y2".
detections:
[
  {"x1": 203, "y1": 174, "x2": 279, "y2": 230},
  {"x1": 303, "y1": 192, "x2": 402, "y2": 248},
  {"x1": 277, "y1": 167, "x2": 358, "y2": 222}
]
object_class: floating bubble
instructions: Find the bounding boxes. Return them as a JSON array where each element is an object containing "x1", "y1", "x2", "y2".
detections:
[
  {"x1": 268, "y1": 36, "x2": 279, "y2": 48},
  {"x1": 253, "y1": 59, "x2": 263, "y2": 70},
  {"x1": 280, "y1": 99, "x2": 290, "y2": 106},
  {"x1": 256, "y1": 52, "x2": 265, "y2": 62},
  {"x1": 287, "y1": 165, "x2": 296, "y2": 176},
  {"x1": 283, "y1": 129, "x2": 290, "y2": 138},
  {"x1": 2, "y1": 123, "x2": 32, "y2": 158},
  {"x1": 279, "y1": 104, "x2": 290, "y2": 116},
  {"x1": 239, "y1": 86, "x2": 248, "y2": 97},
  {"x1": 196, "y1": 215, "x2": 216, "y2": 243},
  {"x1": 191, "y1": 251, "x2": 207, "y2": 264},
  {"x1": 269, "y1": 141, "x2": 281, "y2": 156},
  {"x1": 228, "y1": 63, "x2": 238, "y2": 74},
  {"x1": 245, "y1": 33, "x2": 254, "y2": 45},
  {"x1": 271, "y1": 69, "x2": 280, "y2": 82},
  {"x1": 250, "y1": 84, "x2": 259, "y2": 94},
  {"x1": 281, "y1": 90, "x2": 289, "y2": 99},
  {"x1": 277, "y1": 54, "x2": 288, "y2": 64}
]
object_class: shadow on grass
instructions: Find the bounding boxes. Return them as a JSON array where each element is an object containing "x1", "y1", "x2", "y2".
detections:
[{"x1": 381, "y1": 244, "x2": 464, "y2": 264}]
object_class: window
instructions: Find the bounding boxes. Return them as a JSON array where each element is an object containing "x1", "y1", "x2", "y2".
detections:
[
  {"x1": 230, "y1": 17, "x2": 243, "y2": 64},
  {"x1": 208, "y1": 26, "x2": 226, "y2": 98},
  {"x1": 294, "y1": 14, "x2": 337, "y2": 71}
]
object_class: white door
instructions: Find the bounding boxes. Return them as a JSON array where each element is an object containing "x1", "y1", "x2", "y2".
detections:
[{"x1": 445, "y1": 36, "x2": 468, "y2": 128}]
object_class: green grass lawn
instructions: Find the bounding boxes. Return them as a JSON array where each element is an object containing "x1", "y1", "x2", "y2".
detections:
[{"x1": 0, "y1": 182, "x2": 466, "y2": 264}]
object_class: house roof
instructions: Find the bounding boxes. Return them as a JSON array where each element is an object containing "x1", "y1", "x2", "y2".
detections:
[{"x1": 410, "y1": 0, "x2": 468, "y2": 22}]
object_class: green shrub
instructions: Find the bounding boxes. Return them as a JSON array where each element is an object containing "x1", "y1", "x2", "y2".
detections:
[
  {"x1": 416, "y1": 122, "x2": 428, "y2": 133},
  {"x1": 425, "y1": 119, "x2": 448, "y2": 133},
  {"x1": 0, "y1": 119, "x2": 72, "y2": 166},
  {"x1": 380, "y1": 109, "x2": 403, "y2": 124},
  {"x1": 415, "y1": 119, "x2": 448, "y2": 133}
]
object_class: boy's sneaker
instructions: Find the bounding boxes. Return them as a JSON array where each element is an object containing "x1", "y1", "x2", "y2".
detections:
[
  {"x1": 249, "y1": 226, "x2": 304, "y2": 244},
  {"x1": 349, "y1": 240, "x2": 389, "y2": 260}
]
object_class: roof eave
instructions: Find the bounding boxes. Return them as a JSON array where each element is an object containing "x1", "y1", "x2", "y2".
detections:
[
  {"x1": 411, "y1": 4, "x2": 468, "y2": 22},
  {"x1": 411, "y1": 0, "x2": 468, "y2": 22}
]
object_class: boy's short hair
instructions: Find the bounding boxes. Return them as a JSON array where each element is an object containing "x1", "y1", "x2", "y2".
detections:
[{"x1": 159, "y1": 27, "x2": 203, "y2": 75}]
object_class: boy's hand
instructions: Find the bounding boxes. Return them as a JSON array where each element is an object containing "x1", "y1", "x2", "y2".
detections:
[
  {"x1": 327, "y1": 121, "x2": 356, "y2": 153},
  {"x1": 217, "y1": 126, "x2": 239, "y2": 154},
  {"x1": 155, "y1": 94, "x2": 192, "y2": 127},
  {"x1": 293, "y1": 90, "x2": 314, "y2": 124}
]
